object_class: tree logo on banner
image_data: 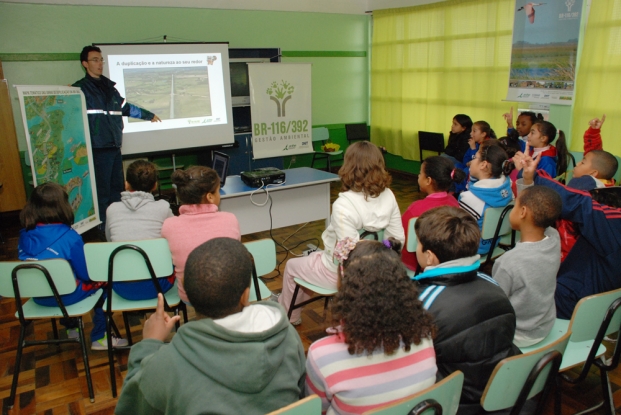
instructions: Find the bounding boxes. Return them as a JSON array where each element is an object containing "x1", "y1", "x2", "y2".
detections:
[{"x1": 266, "y1": 80, "x2": 295, "y2": 117}]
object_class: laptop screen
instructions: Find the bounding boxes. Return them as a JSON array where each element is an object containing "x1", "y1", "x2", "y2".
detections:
[{"x1": 212, "y1": 151, "x2": 230, "y2": 187}]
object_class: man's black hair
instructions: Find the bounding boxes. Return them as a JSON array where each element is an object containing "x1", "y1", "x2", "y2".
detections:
[{"x1": 80, "y1": 45, "x2": 102, "y2": 63}]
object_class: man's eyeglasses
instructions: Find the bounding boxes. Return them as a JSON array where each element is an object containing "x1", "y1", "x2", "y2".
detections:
[{"x1": 88, "y1": 58, "x2": 105, "y2": 63}]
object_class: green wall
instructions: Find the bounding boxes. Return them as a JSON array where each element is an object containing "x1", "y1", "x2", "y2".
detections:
[{"x1": 0, "y1": 2, "x2": 370, "y2": 151}]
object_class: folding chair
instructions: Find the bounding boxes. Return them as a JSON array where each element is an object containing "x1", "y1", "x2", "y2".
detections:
[
  {"x1": 311, "y1": 127, "x2": 343, "y2": 172},
  {"x1": 83, "y1": 238, "x2": 187, "y2": 398},
  {"x1": 243, "y1": 238, "x2": 278, "y2": 301},
  {"x1": 267, "y1": 395, "x2": 322, "y2": 415},
  {"x1": 481, "y1": 332, "x2": 570, "y2": 415},
  {"x1": 481, "y1": 204, "x2": 516, "y2": 266},
  {"x1": 404, "y1": 217, "x2": 421, "y2": 278},
  {"x1": 418, "y1": 131, "x2": 445, "y2": 162},
  {"x1": 519, "y1": 287, "x2": 621, "y2": 415},
  {"x1": 363, "y1": 371, "x2": 464, "y2": 415},
  {"x1": 0, "y1": 260, "x2": 103, "y2": 407},
  {"x1": 287, "y1": 230, "x2": 383, "y2": 321}
]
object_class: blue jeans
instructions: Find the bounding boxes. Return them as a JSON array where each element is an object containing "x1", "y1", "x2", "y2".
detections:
[
  {"x1": 112, "y1": 278, "x2": 174, "y2": 301},
  {"x1": 92, "y1": 147, "x2": 124, "y2": 226}
]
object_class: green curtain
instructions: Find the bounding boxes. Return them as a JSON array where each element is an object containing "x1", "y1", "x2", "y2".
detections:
[
  {"x1": 571, "y1": 0, "x2": 621, "y2": 156},
  {"x1": 371, "y1": 0, "x2": 519, "y2": 161}
]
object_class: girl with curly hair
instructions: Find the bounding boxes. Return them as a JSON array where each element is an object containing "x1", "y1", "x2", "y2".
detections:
[
  {"x1": 305, "y1": 238, "x2": 437, "y2": 415},
  {"x1": 279, "y1": 141, "x2": 405, "y2": 324}
]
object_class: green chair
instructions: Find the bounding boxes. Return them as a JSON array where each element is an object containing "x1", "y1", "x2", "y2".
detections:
[
  {"x1": 287, "y1": 230, "x2": 383, "y2": 322},
  {"x1": 311, "y1": 127, "x2": 343, "y2": 172},
  {"x1": 243, "y1": 238, "x2": 278, "y2": 301},
  {"x1": 481, "y1": 332, "x2": 570, "y2": 415},
  {"x1": 614, "y1": 155, "x2": 621, "y2": 184},
  {"x1": 481, "y1": 204, "x2": 516, "y2": 266},
  {"x1": 405, "y1": 217, "x2": 420, "y2": 278},
  {"x1": 267, "y1": 395, "x2": 322, "y2": 415},
  {"x1": 0, "y1": 260, "x2": 103, "y2": 407},
  {"x1": 363, "y1": 371, "x2": 464, "y2": 415},
  {"x1": 83, "y1": 238, "x2": 187, "y2": 398},
  {"x1": 519, "y1": 287, "x2": 621, "y2": 415}
]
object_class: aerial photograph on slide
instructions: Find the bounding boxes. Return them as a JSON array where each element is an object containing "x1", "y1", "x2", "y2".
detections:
[{"x1": 123, "y1": 67, "x2": 212, "y2": 121}]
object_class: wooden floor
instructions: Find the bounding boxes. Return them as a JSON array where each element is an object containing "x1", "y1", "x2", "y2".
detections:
[{"x1": 0, "y1": 173, "x2": 620, "y2": 414}]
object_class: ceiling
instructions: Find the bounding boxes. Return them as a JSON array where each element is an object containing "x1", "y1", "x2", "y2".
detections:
[{"x1": 0, "y1": 0, "x2": 444, "y2": 14}]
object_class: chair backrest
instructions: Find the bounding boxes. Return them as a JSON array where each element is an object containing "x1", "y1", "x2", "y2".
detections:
[
  {"x1": 568, "y1": 287, "x2": 621, "y2": 343},
  {"x1": 345, "y1": 123, "x2": 370, "y2": 143},
  {"x1": 418, "y1": 131, "x2": 445, "y2": 160},
  {"x1": 406, "y1": 217, "x2": 418, "y2": 253},
  {"x1": 481, "y1": 205, "x2": 513, "y2": 240},
  {"x1": 0, "y1": 259, "x2": 78, "y2": 298},
  {"x1": 481, "y1": 332, "x2": 570, "y2": 413},
  {"x1": 266, "y1": 395, "x2": 322, "y2": 415},
  {"x1": 243, "y1": 238, "x2": 277, "y2": 277},
  {"x1": 312, "y1": 127, "x2": 330, "y2": 143},
  {"x1": 363, "y1": 370, "x2": 464, "y2": 415},
  {"x1": 84, "y1": 238, "x2": 173, "y2": 283},
  {"x1": 615, "y1": 155, "x2": 621, "y2": 184},
  {"x1": 360, "y1": 229, "x2": 385, "y2": 241}
]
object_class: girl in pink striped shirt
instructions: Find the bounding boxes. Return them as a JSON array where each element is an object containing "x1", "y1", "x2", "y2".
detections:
[{"x1": 305, "y1": 239, "x2": 437, "y2": 415}]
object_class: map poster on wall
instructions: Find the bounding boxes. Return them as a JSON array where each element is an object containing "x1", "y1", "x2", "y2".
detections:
[
  {"x1": 16, "y1": 85, "x2": 100, "y2": 234},
  {"x1": 507, "y1": 0, "x2": 584, "y2": 105},
  {"x1": 249, "y1": 63, "x2": 312, "y2": 159}
]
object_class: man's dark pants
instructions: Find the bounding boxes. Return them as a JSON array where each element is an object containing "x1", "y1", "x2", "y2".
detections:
[{"x1": 93, "y1": 147, "x2": 124, "y2": 226}]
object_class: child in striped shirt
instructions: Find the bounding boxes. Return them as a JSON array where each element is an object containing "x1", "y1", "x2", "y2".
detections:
[{"x1": 305, "y1": 238, "x2": 437, "y2": 415}]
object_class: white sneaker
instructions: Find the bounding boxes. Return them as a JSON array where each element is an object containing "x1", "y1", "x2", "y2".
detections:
[
  {"x1": 91, "y1": 335, "x2": 129, "y2": 351},
  {"x1": 66, "y1": 328, "x2": 80, "y2": 339}
]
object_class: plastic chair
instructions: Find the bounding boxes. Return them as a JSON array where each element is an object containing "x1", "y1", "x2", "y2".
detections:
[
  {"x1": 519, "y1": 287, "x2": 621, "y2": 415},
  {"x1": 311, "y1": 127, "x2": 343, "y2": 172},
  {"x1": 0, "y1": 260, "x2": 103, "y2": 407},
  {"x1": 614, "y1": 155, "x2": 621, "y2": 184},
  {"x1": 345, "y1": 123, "x2": 370, "y2": 144},
  {"x1": 83, "y1": 238, "x2": 187, "y2": 398},
  {"x1": 481, "y1": 332, "x2": 570, "y2": 415},
  {"x1": 363, "y1": 371, "x2": 464, "y2": 415},
  {"x1": 287, "y1": 230, "x2": 383, "y2": 321},
  {"x1": 481, "y1": 204, "x2": 516, "y2": 266},
  {"x1": 267, "y1": 395, "x2": 322, "y2": 415},
  {"x1": 418, "y1": 131, "x2": 445, "y2": 162},
  {"x1": 404, "y1": 217, "x2": 421, "y2": 278},
  {"x1": 243, "y1": 238, "x2": 278, "y2": 301}
]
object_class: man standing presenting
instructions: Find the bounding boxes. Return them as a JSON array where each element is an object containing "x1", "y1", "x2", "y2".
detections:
[{"x1": 73, "y1": 45, "x2": 161, "y2": 230}]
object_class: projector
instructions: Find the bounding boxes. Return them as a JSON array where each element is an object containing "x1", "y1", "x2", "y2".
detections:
[{"x1": 241, "y1": 167, "x2": 286, "y2": 188}]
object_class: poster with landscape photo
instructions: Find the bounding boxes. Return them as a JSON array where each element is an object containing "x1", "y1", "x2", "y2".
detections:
[{"x1": 507, "y1": 0, "x2": 584, "y2": 105}]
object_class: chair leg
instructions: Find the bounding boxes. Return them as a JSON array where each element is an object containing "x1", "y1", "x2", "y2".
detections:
[
  {"x1": 78, "y1": 317, "x2": 95, "y2": 403},
  {"x1": 8, "y1": 324, "x2": 27, "y2": 408},
  {"x1": 600, "y1": 365, "x2": 615, "y2": 415},
  {"x1": 323, "y1": 296, "x2": 330, "y2": 318},
  {"x1": 287, "y1": 285, "x2": 301, "y2": 320},
  {"x1": 106, "y1": 314, "x2": 117, "y2": 398},
  {"x1": 123, "y1": 312, "x2": 133, "y2": 346},
  {"x1": 110, "y1": 316, "x2": 122, "y2": 338},
  {"x1": 311, "y1": 153, "x2": 318, "y2": 168},
  {"x1": 327, "y1": 157, "x2": 331, "y2": 173},
  {"x1": 51, "y1": 318, "x2": 59, "y2": 340}
]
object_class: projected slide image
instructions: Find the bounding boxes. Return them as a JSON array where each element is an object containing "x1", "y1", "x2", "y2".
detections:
[{"x1": 124, "y1": 67, "x2": 212, "y2": 122}]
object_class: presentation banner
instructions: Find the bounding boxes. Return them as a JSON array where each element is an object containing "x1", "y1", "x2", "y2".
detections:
[
  {"x1": 16, "y1": 85, "x2": 100, "y2": 234},
  {"x1": 249, "y1": 63, "x2": 312, "y2": 159},
  {"x1": 506, "y1": 0, "x2": 584, "y2": 105}
]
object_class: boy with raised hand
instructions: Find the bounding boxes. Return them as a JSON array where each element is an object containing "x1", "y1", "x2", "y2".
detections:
[
  {"x1": 413, "y1": 206, "x2": 519, "y2": 415},
  {"x1": 515, "y1": 147, "x2": 621, "y2": 320},
  {"x1": 492, "y1": 186, "x2": 562, "y2": 347},
  {"x1": 116, "y1": 237, "x2": 306, "y2": 415}
]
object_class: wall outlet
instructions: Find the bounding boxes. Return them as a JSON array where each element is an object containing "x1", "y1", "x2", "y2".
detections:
[{"x1": 291, "y1": 156, "x2": 296, "y2": 164}]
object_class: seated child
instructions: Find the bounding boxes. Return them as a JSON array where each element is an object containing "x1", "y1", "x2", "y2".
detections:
[
  {"x1": 458, "y1": 140, "x2": 514, "y2": 255},
  {"x1": 18, "y1": 182, "x2": 127, "y2": 350},
  {"x1": 443, "y1": 114, "x2": 473, "y2": 164},
  {"x1": 162, "y1": 166, "x2": 241, "y2": 304},
  {"x1": 105, "y1": 160, "x2": 173, "y2": 241},
  {"x1": 461, "y1": 120, "x2": 496, "y2": 169},
  {"x1": 116, "y1": 238, "x2": 306, "y2": 415},
  {"x1": 402, "y1": 156, "x2": 465, "y2": 271},
  {"x1": 516, "y1": 120, "x2": 569, "y2": 180},
  {"x1": 515, "y1": 150, "x2": 621, "y2": 319},
  {"x1": 492, "y1": 186, "x2": 562, "y2": 347},
  {"x1": 413, "y1": 206, "x2": 519, "y2": 415},
  {"x1": 105, "y1": 159, "x2": 175, "y2": 301},
  {"x1": 306, "y1": 238, "x2": 437, "y2": 415},
  {"x1": 502, "y1": 107, "x2": 543, "y2": 152},
  {"x1": 558, "y1": 116, "x2": 618, "y2": 261}
]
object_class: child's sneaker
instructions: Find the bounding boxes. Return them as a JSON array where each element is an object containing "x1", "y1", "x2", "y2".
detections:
[
  {"x1": 66, "y1": 328, "x2": 80, "y2": 339},
  {"x1": 91, "y1": 335, "x2": 129, "y2": 351}
]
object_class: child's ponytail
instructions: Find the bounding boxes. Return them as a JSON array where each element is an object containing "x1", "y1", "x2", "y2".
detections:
[
  {"x1": 422, "y1": 156, "x2": 465, "y2": 192},
  {"x1": 502, "y1": 160, "x2": 516, "y2": 177},
  {"x1": 556, "y1": 131, "x2": 569, "y2": 178}
]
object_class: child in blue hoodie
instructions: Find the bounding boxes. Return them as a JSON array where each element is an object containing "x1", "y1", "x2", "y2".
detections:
[
  {"x1": 18, "y1": 182, "x2": 127, "y2": 350},
  {"x1": 459, "y1": 140, "x2": 514, "y2": 255}
]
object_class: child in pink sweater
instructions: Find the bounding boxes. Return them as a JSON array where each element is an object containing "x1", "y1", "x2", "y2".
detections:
[
  {"x1": 161, "y1": 166, "x2": 241, "y2": 303},
  {"x1": 401, "y1": 156, "x2": 466, "y2": 271}
]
